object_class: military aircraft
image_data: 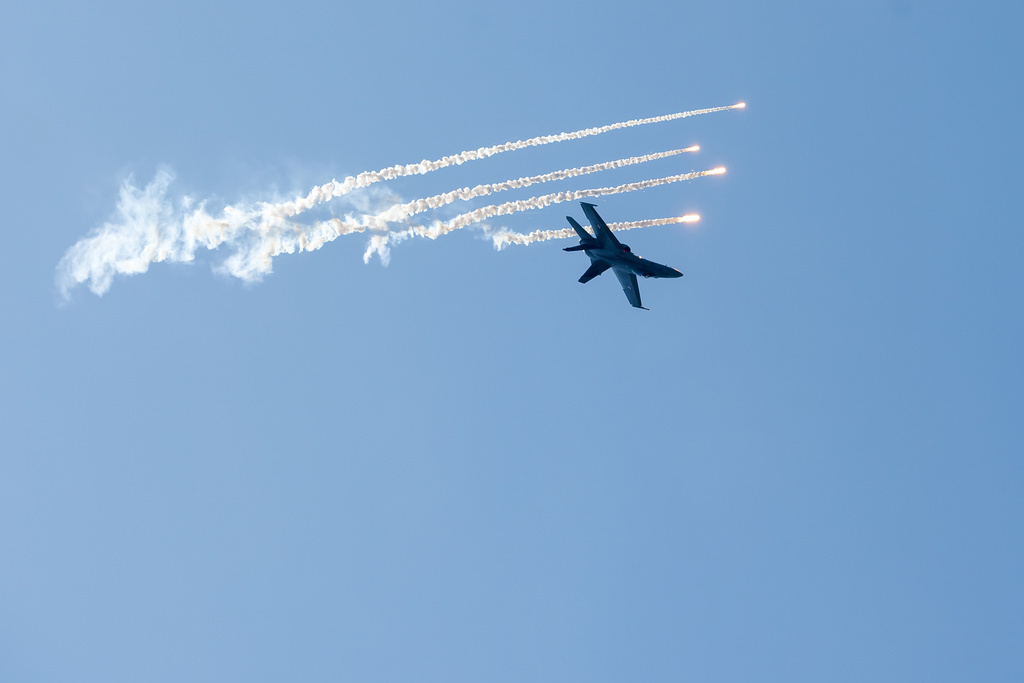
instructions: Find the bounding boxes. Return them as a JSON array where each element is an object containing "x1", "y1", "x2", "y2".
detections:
[{"x1": 563, "y1": 202, "x2": 683, "y2": 309}]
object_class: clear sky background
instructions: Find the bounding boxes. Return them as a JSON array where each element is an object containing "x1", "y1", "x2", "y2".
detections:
[{"x1": 2, "y1": 1, "x2": 1022, "y2": 681}]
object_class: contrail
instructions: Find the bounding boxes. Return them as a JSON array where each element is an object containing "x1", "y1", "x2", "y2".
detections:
[
  {"x1": 257, "y1": 103, "x2": 742, "y2": 220},
  {"x1": 489, "y1": 215, "x2": 703, "y2": 249},
  {"x1": 359, "y1": 168, "x2": 725, "y2": 264}
]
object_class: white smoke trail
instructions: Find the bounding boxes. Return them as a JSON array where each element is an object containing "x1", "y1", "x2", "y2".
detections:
[
  {"x1": 369, "y1": 146, "x2": 699, "y2": 226},
  {"x1": 360, "y1": 168, "x2": 724, "y2": 263},
  {"x1": 258, "y1": 104, "x2": 740, "y2": 220},
  {"x1": 418, "y1": 167, "x2": 724, "y2": 237},
  {"x1": 56, "y1": 175, "x2": 390, "y2": 297},
  {"x1": 489, "y1": 215, "x2": 702, "y2": 248},
  {"x1": 57, "y1": 169, "x2": 196, "y2": 298}
]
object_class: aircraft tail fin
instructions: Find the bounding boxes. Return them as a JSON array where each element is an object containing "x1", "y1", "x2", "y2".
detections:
[{"x1": 566, "y1": 216, "x2": 594, "y2": 241}]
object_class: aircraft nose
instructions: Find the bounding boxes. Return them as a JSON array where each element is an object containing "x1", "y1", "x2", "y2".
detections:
[{"x1": 669, "y1": 268, "x2": 684, "y2": 278}]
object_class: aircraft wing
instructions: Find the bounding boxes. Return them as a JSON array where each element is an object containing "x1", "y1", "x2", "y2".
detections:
[
  {"x1": 613, "y1": 267, "x2": 645, "y2": 309},
  {"x1": 578, "y1": 259, "x2": 612, "y2": 283},
  {"x1": 581, "y1": 202, "x2": 622, "y2": 249}
]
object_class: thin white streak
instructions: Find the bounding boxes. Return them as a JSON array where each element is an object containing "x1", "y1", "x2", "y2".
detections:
[
  {"x1": 370, "y1": 146, "x2": 699, "y2": 226},
  {"x1": 258, "y1": 104, "x2": 736, "y2": 220},
  {"x1": 420, "y1": 167, "x2": 722, "y2": 238}
]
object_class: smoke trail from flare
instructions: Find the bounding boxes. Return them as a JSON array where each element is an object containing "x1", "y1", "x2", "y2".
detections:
[
  {"x1": 421, "y1": 167, "x2": 723, "y2": 237},
  {"x1": 490, "y1": 215, "x2": 702, "y2": 248},
  {"x1": 258, "y1": 104, "x2": 738, "y2": 219},
  {"x1": 369, "y1": 145, "x2": 699, "y2": 227}
]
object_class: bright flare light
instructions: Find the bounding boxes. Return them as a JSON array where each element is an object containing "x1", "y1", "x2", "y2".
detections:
[
  {"x1": 708, "y1": 166, "x2": 727, "y2": 175},
  {"x1": 732, "y1": 102, "x2": 746, "y2": 109},
  {"x1": 680, "y1": 214, "x2": 700, "y2": 222},
  {"x1": 684, "y1": 145, "x2": 700, "y2": 152}
]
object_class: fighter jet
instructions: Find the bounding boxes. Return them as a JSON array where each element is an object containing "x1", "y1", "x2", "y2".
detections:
[{"x1": 563, "y1": 202, "x2": 683, "y2": 309}]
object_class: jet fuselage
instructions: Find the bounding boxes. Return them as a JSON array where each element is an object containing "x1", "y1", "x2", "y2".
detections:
[
  {"x1": 583, "y1": 245, "x2": 683, "y2": 280},
  {"x1": 564, "y1": 202, "x2": 683, "y2": 308}
]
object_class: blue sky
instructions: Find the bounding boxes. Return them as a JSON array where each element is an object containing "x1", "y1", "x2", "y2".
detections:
[{"x1": 2, "y1": 1, "x2": 1022, "y2": 681}]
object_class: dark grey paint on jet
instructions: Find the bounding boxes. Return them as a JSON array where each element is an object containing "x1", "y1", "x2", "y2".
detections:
[{"x1": 563, "y1": 202, "x2": 683, "y2": 309}]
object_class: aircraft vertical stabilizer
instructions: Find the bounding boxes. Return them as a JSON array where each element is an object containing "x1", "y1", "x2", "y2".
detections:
[{"x1": 566, "y1": 216, "x2": 593, "y2": 241}]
